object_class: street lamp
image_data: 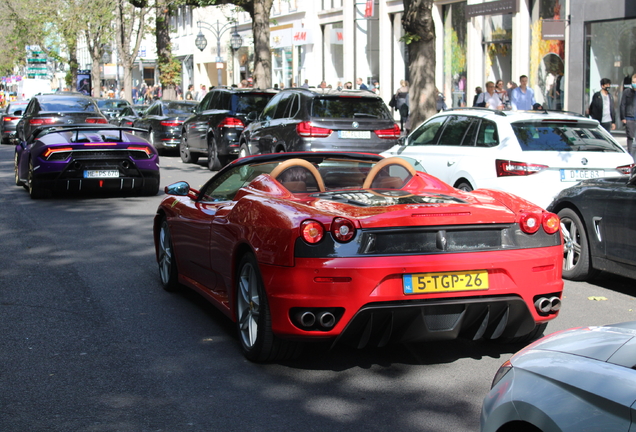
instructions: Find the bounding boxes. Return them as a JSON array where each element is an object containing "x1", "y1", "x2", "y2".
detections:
[{"x1": 196, "y1": 20, "x2": 243, "y2": 86}]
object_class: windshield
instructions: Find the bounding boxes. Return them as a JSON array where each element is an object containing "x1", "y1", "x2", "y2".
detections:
[
  {"x1": 165, "y1": 102, "x2": 196, "y2": 115},
  {"x1": 512, "y1": 121, "x2": 624, "y2": 152},
  {"x1": 97, "y1": 100, "x2": 129, "y2": 110},
  {"x1": 311, "y1": 97, "x2": 391, "y2": 120},
  {"x1": 231, "y1": 93, "x2": 274, "y2": 114},
  {"x1": 39, "y1": 98, "x2": 98, "y2": 113}
]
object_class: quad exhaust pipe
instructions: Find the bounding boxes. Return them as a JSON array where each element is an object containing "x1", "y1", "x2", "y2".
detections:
[{"x1": 535, "y1": 296, "x2": 561, "y2": 314}]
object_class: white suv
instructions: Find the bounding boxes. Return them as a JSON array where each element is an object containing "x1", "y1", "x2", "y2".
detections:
[{"x1": 382, "y1": 108, "x2": 634, "y2": 208}]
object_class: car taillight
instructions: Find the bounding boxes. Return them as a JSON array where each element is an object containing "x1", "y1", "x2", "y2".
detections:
[
  {"x1": 30, "y1": 118, "x2": 57, "y2": 125},
  {"x1": 296, "y1": 121, "x2": 332, "y2": 138},
  {"x1": 542, "y1": 213, "x2": 560, "y2": 234},
  {"x1": 375, "y1": 124, "x2": 401, "y2": 139},
  {"x1": 3, "y1": 116, "x2": 19, "y2": 122},
  {"x1": 496, "y1": 159, "x2": 548, "y2": 177},
  {"x1": 128, "y1": 145, "x2": 153, "y2": 156},
  {"x1": 85, "y1": 117, "x2": 109, "y2": 124},
  {"x1": 124, "y1": 121, "x2": 134, "y2": 126},
  {"x1": 301, "y1": 220, "x2": 324, "y2": 244},
  {"x1": 161, "y1": 120, "x2": 184, "y2": 127},
  {"x1": 617, "y1": 164, "x2": 634, "y2": 175},
  {"x1": 42, "y1": 147, "x2": 73, "y2": 158},
  {"x1": 519, "y1": 212, "x2": 541, "y2": 234},
  {"x1": 331, "y1": 217, "x2": 355, "y2": 242},
  {"x1": 218, "y1": 117, "x2": 245, "y2": 128}
]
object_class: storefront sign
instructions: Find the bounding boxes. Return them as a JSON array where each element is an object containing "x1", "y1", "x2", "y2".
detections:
[
  {"x1": 293, "y1": 30, "x2": 313, "y2": 45},
  {"x1": 364, "y1": 0, "x2": 374, "y2": 18},
  {"x1": 466, "y1": 0, "x2": 518, "y2": 18},
  {"x1": 542, "y1": 19, "x2": 566, "y2": 40},
  {"x1": 331, "y1": 28, "x2": 344, "y2": 45},
  {"x1": 270, "y1": 25, "x2": 293, "y2": 48}
]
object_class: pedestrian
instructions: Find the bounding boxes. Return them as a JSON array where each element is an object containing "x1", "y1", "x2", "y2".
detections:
[
  {"x1": 372, "y1": 80, "x2": 380, "y2": 94},
  {"x1": 197, "y1": 85, "x2": 207, "y2": 101},
  {"x1": 436, "y1": 87, "x2": 447, "y2": 112},
  {"x1": 344, "y1": 81, "x2": 353, "y2": 89},
  {"x1": 336, "y1": 81, "x2": 343, "y2": 91},
  {"x1": 510, "y1": 75, "x2": 536, "y2": 110},
  {"x1": 185, "y1": 84, "x2": 194, "y2": 100},
  {"x1": 356, "y1": 77, "x2": 368, "y2": 91},
  {"x1": 588, "y1": 78, "x2": 616, "y2": 132},
  {"x1": 301, "y1": 79, "x2": 309, "y2": 88},
  {"x1": 472, "y1": 86, "x2": 482, "y2": 107},
  {"x1": 506, "y1": 81, "x2": 517, "y2": 103},
  {"x1": 495, "y1": 79, "x2": 509, "y2": 108},
  {"x1": 620, "y1": 73, "x2": 636, "y2": 158},
  {"x1": 279, "y1": 82, "x2": 285, "y2": 90},
  {"x1": 320, "y1": 80, "x2": 327, "y2": 89},
  {"x1": 394, "y1": 80, "x2": 409, "y2": 132},
  {"x1": 475, "y1": 81, "x2": 504, "y2": 110}
]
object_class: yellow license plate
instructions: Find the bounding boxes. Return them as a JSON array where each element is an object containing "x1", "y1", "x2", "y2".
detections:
[{"x1": 403, "y1": 270, "x2": 489, "y2": 294}]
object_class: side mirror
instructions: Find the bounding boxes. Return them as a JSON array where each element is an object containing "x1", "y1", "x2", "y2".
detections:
[
  {"x1": 164, "y1": 181, "x2": 190, "y2": 196},
  {"x1": 246, "y1": 111, "x2": 258, "y2": 122}
]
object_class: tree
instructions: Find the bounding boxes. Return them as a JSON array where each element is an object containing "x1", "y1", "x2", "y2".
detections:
[
  {"x1": 84, "y1": 0, "x2": 115, "y2": 97},
  {"x1": 402, "y1": 0, "x2": 437, "y2": 130},
  {"x1": 115, "y1": 0, "x2": 149, "y2": 102}
]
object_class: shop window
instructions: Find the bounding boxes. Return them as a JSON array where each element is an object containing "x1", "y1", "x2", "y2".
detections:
[{"x1": 442, "y1": 2, "x2": 467, "y2": 108}]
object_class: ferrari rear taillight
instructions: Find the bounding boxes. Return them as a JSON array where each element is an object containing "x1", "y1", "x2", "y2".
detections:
[
  {"x1": 519, "y1": 212, "x2": 541, "y2": 234},
  {"x1": 617, "y1": 164, "x2": 634, "y2": 175},
  {"x1": 331, "y1": 218, "x2": 355, "y2": 242},
  {"x1": 297, "y1": 121, "x2": 332, "y2": 138},
  {"x1": 161, "y1": 120, "x2": 184, "y2": 127},
  {"x1": 542, "y1": 213, "x2": 560, "y2": 234},
  {"x1": 30, "y1": 118, "x2": 56, "y2": 125},
  {"x1": 85, "y1": 117, "x2": 109, "y2": 124},
  {"x1": 218, "y1": 117, "x2": 245, "y2": 128},
  {"x1": 301, "y1": 220, "x2": 324, "y2": 244},
  {"x1": 375, "y1": 124, "x2": 401, "y2": 139},
  {"x1": 496, "y1": 159, "x2": 548, "y2": 177}
]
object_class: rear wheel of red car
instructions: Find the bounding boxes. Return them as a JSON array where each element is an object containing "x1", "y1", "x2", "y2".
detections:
[
  {"x1": 207, "y1": 136, "x2": 222, "y2": 171},
  {"x1": 158, "y1": 219, "x2": 180, "y2": 292},
  {"x1": 179, "y1": 136, "x2": 199, "y2": 164},
  {"x1": 28, "y1": 159, "x2": 46, "y2": 199},
  {"x1": 558, "y1": 208, "x2": 597, "y2": 281},
  {"x1": 235, "y1": 253, "x2": 300, "y2": 362},
  {"x1": 14, "y1": 153, "x2": 23, "y2": 186}
]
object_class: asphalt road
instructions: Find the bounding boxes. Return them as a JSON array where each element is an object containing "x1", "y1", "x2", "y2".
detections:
[{"x1": 1, "y1": 144, "x2": 635, "y2": 432}]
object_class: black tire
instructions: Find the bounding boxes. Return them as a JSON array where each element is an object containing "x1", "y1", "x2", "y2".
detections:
[
  {"x1": 497, "y1": 323, "x2": 547, "y2": 345},
  {"x1": 141, "y1": 179, "x2": 159, "y2": 196},
  {"x1": 207, "y1": 136, "x2": 222, "y2": 171},
  {"x1": 179, "y1": 136, "x2": 199, "y2": 164},
  {"x1": 235, "y1": 253, "x2": 301, "y2": 362},
  {"x1": 158, "y1": 219, "x2": 180, "y2": 292},
  {"x1": 28, "y1": 159, "x2": 46, "y2": 199},
  {"x1": 14, "y1": 153, "x2": 23, "y2": 186},
  {"x1": 558, "y1": 208, "x2": 597, "y2": 281},
  {"x1": 238, "y1": 143, "x2": 250, "y2": 158},
  {"x1": 455, "y1": 181, "x2": 473, "y2": 192}
]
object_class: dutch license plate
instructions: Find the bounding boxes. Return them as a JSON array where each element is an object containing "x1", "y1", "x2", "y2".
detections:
[
  {"x1": 84, "y1": 170, "x2": 119, "y2": 178},
  {"x1": 339, "y1": 130, "x2": 370, "y2": 139},
  {"x1": 560, "y1": 169, "x2": 604, "y2": 182},
  {"x1": 403, "y1": 270, "x2": 489, "y2": 294}
]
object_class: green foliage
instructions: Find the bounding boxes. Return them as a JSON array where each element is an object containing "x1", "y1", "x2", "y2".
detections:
[
  {"x1": 158, "y1": 51, "x2": 182, "y2": 86},
  {"x1": 399, "y1": 32, "x2": 421, "y2": 45}
]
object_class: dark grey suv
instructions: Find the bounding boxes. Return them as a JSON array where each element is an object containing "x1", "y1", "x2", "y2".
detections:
[{"x1": 239, "y1": 88, "x2": 400, "y2": 157}]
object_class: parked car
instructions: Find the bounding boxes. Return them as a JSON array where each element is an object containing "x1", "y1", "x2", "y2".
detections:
[
  {"x1": 109, "y1": 105, "x2": 149, "y2": 127},
  {"x1": 382, "y1": 107, "x2": 634, "y2": 209},
  {"x1": 481, "y1": 321, "x2": 636, "y2": 432},
  {"x1": 546, "y1": 167, "x2": 636, "y2": 281},
  {"x1": 94, "y1": 98, "x2": 131, "y2": 119},
  {"x1": 1, "y1": 101, "x2": 29, "y2": 144},
  {"x1": 179, "y1": 87, "x2": 277, "y2": 170},
  {"x1": 15, "y1": 93, "x2": 108, "y2": 142},
  {"x1": 154, "y1": 151, "x2": 563, "y2": 362},
  {"x1": 133, "y1": 100, "x2": 197, "y2": 155},
  {"x1": 14, "y1": 125, "x2": 160, "y2": 199},
  {"x1": 239, "y1": 88, "x2": 401, "y2": 159}
]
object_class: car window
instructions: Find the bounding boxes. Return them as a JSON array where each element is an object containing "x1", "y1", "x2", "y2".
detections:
[
  {"x1": 164, "y1": 102, "x2": 195, "y2": 115},
  {"x1": 311, "y1": 97, "x2": 391, "y2": 119},
  {"x1": 38, "y1": 98, "x2": 98, "y2": 113},
  {"x1": 260, "y1": 93, "x2": 282, "y2": 121},
  {"x1": 8, "y1": 103, "x2": 28, "y2": 114},
  {"x1": 438, "y1": 116, "x2": 473, "y2": 146},
  {"x1": 512, "y1": 121, "x2": 625, "y2": 152},
  {"x1": 231, "y1": 93, "x2": 274, "y2": 115},
  {"x1": 476, "y1": 120, "x2": 499, "y2": 147},
  {"x1": 286, "y1": 94, "x2": 300, "y2": 118},
  {"x1": 199, "y1": 162, "x2": 278, "y2": 201},
  {"x1": 273, "y1": 93, "x2": 294, "y2": 119},
  {"x1": 146, "y1": 104, "x2": 159, "y2": 115},
  {"x1": 408, "y1": 116, "x2": 446, "y2": 146},
  {"x1": 198, "y1": 91, "x2": 215, "y2": 111}
]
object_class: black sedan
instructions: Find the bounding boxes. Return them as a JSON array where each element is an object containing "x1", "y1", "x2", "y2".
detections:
[
  {"x1": 133, "y1": 100, "x2": 197, "y2": 155},
  {"x1": 109, "y1": 105, "x2": 149, "y2": 127},
  {"x1": 1, "y1": 101, "x2": 29, "y2": 144},
  {"x1": 15, "y1": 93, "x2": 108, "y2": 141},
  {"x1": 95, "y1": 98, "x2": 131, "y2": 120},
  {"x1": 547, "y1": 167, "x2": 636, "y2": 281}
]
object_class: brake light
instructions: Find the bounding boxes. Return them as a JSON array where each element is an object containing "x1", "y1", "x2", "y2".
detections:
[
  {"x1": 331, "y1": 218, "x2": 355, "y2": 242},
  {"x1": 375, "y1": 124, "x2": 401, "y2": 139},
  {"x1": 42, "y1": 147, "x2": 73, "y2": 158},
  {"x1": 30, "y1": 118, "x2": 56, "y2": 125},
  {"x1": 496, "y1": 159, "x2": 548, "y2": 177},
  {"x1": 124, "y1": 121, "x2": 134, "y2": 126},
  {"x1": 617, "y1": 164, "x2": 634, "y2": 175},
  {"x1": 3, "y1": 116, "x2": 19, "y2": 122},
  {"x1": 128, "y1": 145, "x2": 152, "y2": 156},
  {"x1": 160, "y1": 120, "x2": 184, "y2": 127},
  {"x1": 519, "y1": 212, "x2": 541, "y2": 234},
  {"x1": 542, "y1": 213, "x2": 560, "y2": 234},
  {"x1": 296, "y1": 121, "x2": 332, "y2": 138},
  {"x1": 301, "y1": 220, "x2": 324, "y2": 244},
  {"x1": 218, "y1": 117, "x2": 245, "y2": 128},
  {"x1": 85, "y1": 117, "x2": 109, "y2": 124}
]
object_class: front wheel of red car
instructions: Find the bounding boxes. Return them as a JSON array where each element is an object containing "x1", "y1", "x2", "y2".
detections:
[
  {"x1": 158, "y1": 219, "x2": 180, "y2": 292},
  {"x1": 235, "y1": 253, "x2": 300, "y2": 362}
]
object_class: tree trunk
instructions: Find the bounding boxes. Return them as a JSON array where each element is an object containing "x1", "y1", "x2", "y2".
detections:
[
  {"x1": 252, "y1": 0, "x2": 273, "y2": 89},
  {"x1": 156, "y1": 0, "x2": 177, "y2": 99},
  {"x1": 402, "y1": 0, "x2": 436, "y2": 131},
  {"x1": 91, "y1": 56, "x2": 101, "y2": 97}
]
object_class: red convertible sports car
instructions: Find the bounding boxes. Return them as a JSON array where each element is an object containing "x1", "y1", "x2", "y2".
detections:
[{"x1": 154, "y1": 152, "x2": 563, "y2": 362}]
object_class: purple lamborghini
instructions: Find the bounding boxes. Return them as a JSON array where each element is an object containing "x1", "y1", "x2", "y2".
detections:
[{"x1": 14, "y1": 125, "x2": 160, "y2": 199}]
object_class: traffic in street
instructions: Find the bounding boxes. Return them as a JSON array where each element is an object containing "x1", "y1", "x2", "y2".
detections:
[{"x1": 2, "y1": 144, "x2": 636, "y2": 431}]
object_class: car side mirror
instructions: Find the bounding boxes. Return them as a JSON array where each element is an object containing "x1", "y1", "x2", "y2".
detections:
[
  {"x1": 246, "y1": 111, "x2": 258, "y2": 122},
  {"x1": 164, "y1": 181, "x2": 190, "y2": 196}
]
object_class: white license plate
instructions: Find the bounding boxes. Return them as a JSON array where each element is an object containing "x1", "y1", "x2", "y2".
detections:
[
  {"x1": 339, "y1": 130, "x2": 371, "y2": 139},
  {"x1": 84, "y1": 170, "x2": 119, "y2": 178},
  {"x1": 560, "y1": 169, "x2": 604, "y2": 182}
]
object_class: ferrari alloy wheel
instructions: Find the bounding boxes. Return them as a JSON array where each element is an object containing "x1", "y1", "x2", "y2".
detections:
[
  {"x1": 14, "y1": 153, "x2": 23, "y2": 186},
  {"x1": 179, "y1": 136, "x2": 199, "y2": 164},
  {"x1": 158, "y1": 219, "x2": 180, "y2": 291},
  {"x1": 558, "y1": 208, "x2": 596, "y2": 281},
  {"x1": 28, "y1": 159, "x2": 46, "y2": 199},
  {"x1": 207, "y1": 136, "x2": 222, "y2": 171}
]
